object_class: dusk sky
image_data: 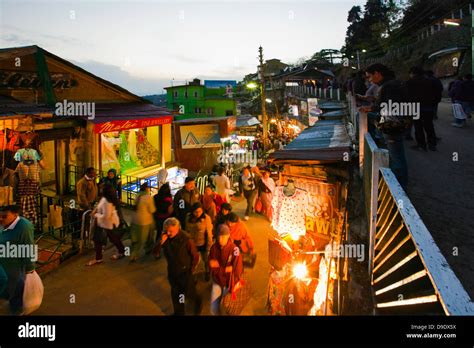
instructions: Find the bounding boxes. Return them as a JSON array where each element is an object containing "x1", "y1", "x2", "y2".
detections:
[{"x1": 0, "y1": 0, "x2": 365, "y2": 95}]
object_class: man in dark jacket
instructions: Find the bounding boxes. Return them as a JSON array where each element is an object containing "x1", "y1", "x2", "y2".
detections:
[
  {"x1": 361, "y1": 63, "x2": 409, "y2": 190},
  {"x1": 173, "y1": 177, "x2": 201, "y2": 230},
  {"x1": 424, "y1": 70, "x2": 443, "y2": 119},
  {"x1": 156, "y1": 217, "x2": 201, "y2": 315},
  {"x1": 406, "y1": 67, "x2": 438, "y2": 151}
]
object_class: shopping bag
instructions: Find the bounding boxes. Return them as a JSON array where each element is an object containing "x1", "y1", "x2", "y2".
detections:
[
  {"x1": 242, "y1": 252, "x2": 257, "y2": 269},
  {"x1": 221, "y1": 273, "x2": 252, "y2": 315},
  {"x1": 22, "y1": 271, "x2": 44, "y2": 315},
  {"x1": 452, "y1": 103, "x2": 467, "y2": 120},
  {"x1": 48, "y1": 205, "x2": 63, "y2": 229}
]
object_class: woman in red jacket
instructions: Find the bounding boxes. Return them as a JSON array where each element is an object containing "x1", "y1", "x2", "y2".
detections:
[{"x1": 208, "y1": 224, "x2": 243, "y2": 315}]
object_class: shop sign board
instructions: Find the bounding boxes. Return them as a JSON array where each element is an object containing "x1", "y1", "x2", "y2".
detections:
[
  {"x1": 0, "y1": 71, "x2": 78, "y2": 89},
  {"x1": 94, "y1": 116, "x2": 173, "y2": 134},
  {"x1": 180, "y1": 123, "x2": 221, "y2": 149}
]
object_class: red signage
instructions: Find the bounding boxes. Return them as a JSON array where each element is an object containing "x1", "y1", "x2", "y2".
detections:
[{"x1": 94, "y1": 116, "x2": 173, "y2": 133}]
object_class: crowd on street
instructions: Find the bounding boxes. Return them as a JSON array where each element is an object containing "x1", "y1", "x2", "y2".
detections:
[{"x1": 0, "y1": 158, "x2": 284, "y2": 315}]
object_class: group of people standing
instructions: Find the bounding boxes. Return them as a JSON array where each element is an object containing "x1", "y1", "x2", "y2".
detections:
[
  {"x1": 77, "y1": 167, "x2": 256, "y2": 315},
  {"x1": 239, "y1": 166, "x2": 276, "y2": 222},
  {"x1": 346, "y1": 63, "x2": 464, "y2": 190}
]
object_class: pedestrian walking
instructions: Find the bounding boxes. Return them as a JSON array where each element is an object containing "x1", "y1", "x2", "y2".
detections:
[
  {"x1": 87, "y1": 184, "x2": 125, "y2": 266},
  {"x1": 186, "y1": 203, "x2": 213, "y2": 282},
  {"x1": 241, "y1": 166, "x2": 257, "y2": 221},
  {"x1": 153, "y1": 182, "x2": 174, "y2": 258},
  {"x1": 130, "y1": 182, "x2": 156, "y2": 262},
  {"x1": 214, "y1": 202, "x2": 232, "y2": 238},
  {"x1": 156, "y1": 217, "x2": 202, "y2": 316},
  {"x1": 258, "y1": 170, "x2": 276, "y2": 222},
  {"x1": 405, "y1": 66, "x2": 438, "y2": 151},
  {"x1": 201, "y1": 185, "x2": 224, "y2": 223},
  {"x1": 225, "y1": 212, "x2": 254, "y2": 257},
  {"x1": 0, "y1": 205, "x2": 35, "y2": 315},
  {"x1": 98, "y1": 168, "x2": 121, "y2": 199},
  {"x1": 173, "y1": 177, "x2": 201, "y2": 230},
  {"x1": 208, "y1": 224, "x2": 243, "y2": 315},
  {"x1": 213, "y1": 167, "x2": 231, "y2": 203}
]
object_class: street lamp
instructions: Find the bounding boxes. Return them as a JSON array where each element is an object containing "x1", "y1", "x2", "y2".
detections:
[
  {"x1": 356, "y1": 49, "x2": 366, "y2": 70},
  {"x1": 265, "y1": 98, "x2": 272, "y2": 103},
  {"x1": 246, "y1": 82, "x2": 258, "y2": 89}
]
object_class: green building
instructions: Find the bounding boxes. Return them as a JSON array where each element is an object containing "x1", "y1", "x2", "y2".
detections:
[{"x1": 165, "y1": 79, "x2": 237, "y2": 120}]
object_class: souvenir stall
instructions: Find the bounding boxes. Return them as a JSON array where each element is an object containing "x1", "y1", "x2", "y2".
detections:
[{"x1": 267, "y1": 119, "x2": 353, "y2": 316}]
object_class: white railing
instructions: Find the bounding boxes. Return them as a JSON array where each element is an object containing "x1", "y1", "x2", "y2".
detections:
[
  {"x1": 349, "y1": 92, "x2": 474, "y2": 315},
  {"x1": 288, "y1": 86, "x2": 345, "y2": 101}
]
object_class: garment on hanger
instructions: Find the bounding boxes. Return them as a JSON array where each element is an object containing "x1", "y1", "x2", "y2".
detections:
[
  {"x1": 118, "y1": 133, "x2": 137, "y2": 172},
  {"x1": 271, "y1": 186, "x2": 313, "y2": 237},
  {"x1": 14, "y1": 148, "x2": 41, "y2": 164},
  {"x1": 15, "y1": 162, "x2": 41, "y2": 225},
  {"x1": 136, "y1": 129, "x2": 159, "y2": 168},
  {"x1": 6, "y1": 129, "x2": 20, "y2": 152},
  {"x1": 100, "y1": 134, "x2": 121, "y2": 173},
  {"x1": 19, "y1": 131, "x2": 41, "y2": 150},
  {"x1": 127, "y1": 130, "x2": 138, "y2": 162}
]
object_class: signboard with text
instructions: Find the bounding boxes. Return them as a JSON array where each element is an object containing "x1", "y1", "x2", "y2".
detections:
[{"x1": 94, "y1": 116, "x2": 173, "y2": 133}]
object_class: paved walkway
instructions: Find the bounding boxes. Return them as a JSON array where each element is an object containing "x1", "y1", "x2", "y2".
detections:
[
  {"x1": 405, "y1": 101, "x2": 474, "y2": 299},
  {"x1": 23, "y1": 197, "x2": 272, "y2": 315}
]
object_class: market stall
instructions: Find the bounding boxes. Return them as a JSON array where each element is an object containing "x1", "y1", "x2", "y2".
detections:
[{"x1": 267, "y1": 119, "x2": 353, "y2": 316}]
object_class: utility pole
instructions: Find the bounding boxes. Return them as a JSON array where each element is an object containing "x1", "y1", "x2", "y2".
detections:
[{"x1": 258, "y1": 46, "x2": 268, "y2": 150}]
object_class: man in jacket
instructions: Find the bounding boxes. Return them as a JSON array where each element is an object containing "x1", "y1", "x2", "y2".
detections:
[
  {"x1": 0, "y1": 205, "x2": 36, "y2": 315},
  {"x1": 173, "y1": 177, "x2": 201, "y2": 230},
  {"x1": 405, "y1": 66, "x2": 438, "y2": 151},
  {"x1": 361, "y1": 63, "x2": 409, "y2": 190},
  {"x1": 241, "y1": 166, "x2": 256, "y2": 221},
  {"x1": 424, "y1": 70, "x2": 443, "y2": 120},
  {"x1": 156, "y1": 217, "x2": 201, "y2": 315},
  {"x1": 76, "y1": 167, "x2": 98, "y2": 210},
  {"x1": 208, "y1": 224, "x2": 243, "y2": 315}
]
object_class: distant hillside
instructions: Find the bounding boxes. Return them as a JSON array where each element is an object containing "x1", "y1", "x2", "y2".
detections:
[{"x1": 142, "y1": 94, "x2": 167, "y2": 106}]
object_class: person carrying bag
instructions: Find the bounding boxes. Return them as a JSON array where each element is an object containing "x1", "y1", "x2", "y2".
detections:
[
  {"x1": 22, "y1": 270, "x2": 44, "y2": 315},
  {"x1": 87, "y1": 184, "x2": 125, "y2": 266}
]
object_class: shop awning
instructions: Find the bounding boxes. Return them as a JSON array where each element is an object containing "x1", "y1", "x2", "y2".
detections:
[
  {"x1": 236, "y1": 115, "x2": 260, "y2": 127},
  {"x1": 91, "y1": 103, "x2": 173, "y2": 133},
  {"x1": 268, "y1": 120, "x2": 352, "y2": 164}
]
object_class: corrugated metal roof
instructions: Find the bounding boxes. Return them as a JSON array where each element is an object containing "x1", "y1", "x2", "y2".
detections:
[
  {"x1": 0, "y1": 95, "x2": 53, "y2": 117},
  {"x1": 269, "y1": 119, "x2": 352, "y2": 163},
  {"x1": 86, "y1": 103, "x2": 172, "y2": 123}
]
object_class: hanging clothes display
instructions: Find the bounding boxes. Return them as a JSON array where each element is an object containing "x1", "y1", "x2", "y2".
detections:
[
  {"x1": 100, "y1": 134, "x2": 121, "y2": 173},
  {"x1": 19, "y1": 131, "x2": 41, "y2": 152},
  {"x1": 14, "y1": 148, "x2": 41, "y2": 164},
  {"x1": 127, "y1": 130, "x2": 138, "y2": 162},
  {"x1": 271, "y1": 186, "x2": 313, "y2": 237},
  {"x1": 136, "y1": 129, "x2": 159, "y2": 168},
  {"x1": 118, "y1": 132, "x2": 137, "y2": 172},
  {"x1": 15, "y1": 162, "x2": 41, "y2": 225}
]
